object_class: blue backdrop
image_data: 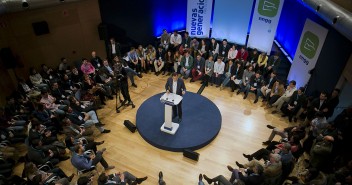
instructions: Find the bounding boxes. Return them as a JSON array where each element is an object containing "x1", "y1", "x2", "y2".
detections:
[
  {"x1": 275, "y1": 0, "x2": 327, "y2": 59},
  {"x1": 151, "y1": 0, "x2": 187, "y2": 37}
]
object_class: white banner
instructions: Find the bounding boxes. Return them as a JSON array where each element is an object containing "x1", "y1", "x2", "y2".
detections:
[
  {"x1": 247, "y1": 0, "x2": 284, "y2": 53},
  {"x1": 212, "y1": 0, "x2": 254, "y2": 45},
  {"x1": 288, "y1": 19, "x2": 328, "y2": 88},
  {"x1": 186, "y1": 0, "x2": 213, "y2": 38}
]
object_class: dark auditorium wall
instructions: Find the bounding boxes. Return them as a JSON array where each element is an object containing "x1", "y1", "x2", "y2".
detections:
[
  {"x1": 0, "y1": 0, "x2": 105, "y2": 74},
  {"x1": 0, "y1": 0, "x2": 105, "y2": 104},
  {"x1": 306, "y1": 29, "x2": 352, "y2": 96},
  {"x1": 98, "y1": 0, "x2": 187, "y2": 52}
]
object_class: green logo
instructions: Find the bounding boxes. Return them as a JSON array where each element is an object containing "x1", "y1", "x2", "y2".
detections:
[
  {"x1": 300, "y1": 31, "x2": 319, "y2": 59},
  {"x1": 258, "y1": 0, "x2": 280, "y2": 17}
]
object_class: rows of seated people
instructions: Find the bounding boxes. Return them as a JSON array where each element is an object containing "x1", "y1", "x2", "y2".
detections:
[
  {"x1": 0, "y1": 49, "x2": 151, "y2": 184},
  {"x1": 1, "y1": 30, "x2": 352, "y2": 184}
]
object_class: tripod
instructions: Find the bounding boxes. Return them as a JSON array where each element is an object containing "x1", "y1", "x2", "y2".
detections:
[{"x1": 115, "y1": 76, "x2": 135, "y2": 113}]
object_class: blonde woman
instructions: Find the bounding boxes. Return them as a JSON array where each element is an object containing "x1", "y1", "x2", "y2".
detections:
[{"x1": 173, "y1": 51, "x2": 182, "y2": 73}]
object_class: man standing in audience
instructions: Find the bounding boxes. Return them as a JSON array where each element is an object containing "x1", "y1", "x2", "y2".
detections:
[
  {"x1": 271, "y1": 80, "x2": 297, "y2": 114},
  {"x1": 160, "y1": 29, "x2": 170, "y2": 51},
  {"x1": 165, "y1": 73, "x2": 186, "y2": 122},
  {"x1": 108, "y1": 38, "x2": 121, "y2": 60}
]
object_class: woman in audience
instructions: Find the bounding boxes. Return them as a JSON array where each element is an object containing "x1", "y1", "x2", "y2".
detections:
[
  {"x1": 137, "y1": 45, "x2": 147, "y2": 73},
  {"x1": 229, "y1": 60, "x2": 244, "y2": 92},
  {"x1": 257, "y1": 52, "x2": 268, "y2": 73},
  {"x1": 82, "y1": 74, "x2": 108, "y2": 105},
  {"x1": 164, "y1": 50, "x2": 174, "y2": 75},
  {"x1": 173, "y1": 51, "x2": 182, "y2": 74},
  {"x1": 80, "y1": 58, "x2": 95, "y2": 76},
  {"x1": 146, "y1": 45, "x2": 156, "y2": 73},
  {"x1": 198, "y1": 39, "x2": 209, "y2": 60},
  {"x1": 29, "y1": 67, "x2": 48, "y2": 90},
  {"x1": 264, "y1": 80, "x2": 285, "y2": 107}
]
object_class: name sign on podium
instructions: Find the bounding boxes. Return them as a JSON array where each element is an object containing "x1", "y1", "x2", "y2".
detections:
[{"x1": 160, "y1": 93, "x2": 183, "y2": 135}]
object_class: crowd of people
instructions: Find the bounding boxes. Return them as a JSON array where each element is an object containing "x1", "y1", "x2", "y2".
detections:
[{"x1": 0, "y1": 29, "x2": 352, "y2": 185}]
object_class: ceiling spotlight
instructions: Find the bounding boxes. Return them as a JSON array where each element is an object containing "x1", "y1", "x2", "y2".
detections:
[
  {"x1": 333, "y1": 16, "x2": 340, "y2": 24},
  {"x1": 22, "y1": 0, "x2": 29, "y2": 8},
  {"x1": 316, "y1": 4, "x2": 322, "y2": 12},
  {"x1": 60, "y1": 0, "x2": 65, "y2": 2}
]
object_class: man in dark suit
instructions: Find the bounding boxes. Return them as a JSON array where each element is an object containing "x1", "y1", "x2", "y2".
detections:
[
  {"x1": 108, "y1": 38, "x2": 121, "y2": 61},
  {"x1": 165, "y1": 73, "x2": 186, "y2": 122}
]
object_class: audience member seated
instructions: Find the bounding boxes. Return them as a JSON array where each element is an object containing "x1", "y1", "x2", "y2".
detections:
[
  {"x1": 265, "y1": 53, "x2": 281, "y2": 78},
  {"x1": 260, "y1": 71, "x2": 277, "y2": 100},
  {"x1": 180, "y1": 51, "x2": 194, "y2": 79},
  {"x1": 219, "y1": 39, "x2": 230, "y2": 63},
  {"x1": 27, "y1": 138, "x2": 66, "y2": 166},
  {"x1": 64, "y1": 106, "x2": 110, "y2": 134},
  {"x1": 90, "y1": 51, "x2": 103, "y2": 70},
  {"x1": 325, "y1": 88, "x2": 340, "y2": 119},
  {"x1": 98, "y1": 172, "x2": 148, "y2": 185},
  {"x1": 220, "y1": 59, "x2": 235, "y2": 90},
  {"x1": 263, "y1": 81, "x2": 285, "y2": 108},
  {"x1": 236, "y1": 46, "x2": 248, "y2": 61},
  {"x1": 173, "y1": 51, "x2": 182, "y2": 74},
  {"x1": 146, "y1": 45, "x2": 156, "y2": 73},
  {"x1": 229, "y1": 60, "x2": 244, "y2": 92},
  {"x1": 262, "y1": 124, "x2": 306, "y2": 145},
  {"x1": 71, "y1": 144, "x2": 114, "y2": 171},
  {"x1": 236, "y1": 65, "x2": 255, "y2": 96},
  {"x1": 211, "y1": 56, "x2": 225, "y2": 87},
  {"x1": 247, "y1": 48, "x2": 259, "y2": 66},
  {"x1": 82, "y1": 74, "x2": 109, "y2": 105},
  {"x1": 136, "y1": 45, "x2": 147, "y2": 73},
  {"x1": 23, "y1": 162, "x2": 74, "y2": 182},
  {"x1": 126, "y1": 47, "x2": 142, "y2": 75},
  {"x1": 80, "y1": 58, "x2": 96, "y2": 76},
  {"x1": 17, "y1": 78, "x2": 41, "y2": 99},
  {"x1": 191, "y1": 53, "x2": 205, "y2": 82},
  {"x1": 209, "y1": 38, "x2": 219, "y2": 60},
  {"x1": 280, "y1": 86, "x2": 307, "y2": 122},
  {"x1": 243, "y1": 71, "x2": 263, "y2": 103},
  {"x1": 201, "y1": 55, "x2": 214, "y2": 87},
  {"x1": 169, "y1": 31, "x2": 182, "y2": 52},
  {"x1": 164, "y1": 50, "x2": 175, "y2": 75},
  {"x1": 62, "y1": 118, "x2": 94, "y2": 142},
  {"x1": 40, "y1": 89, "x2": 66, "y2": 115},
  {"x1": 59, "y1": 57, "x2": 70, "y2": 74},
  {"x1": 154, "y1": 46, "x2": 165, "y2": 76},
  {"x1": 202, "y1": 163, "x2": 264, "y2": 185},
  {"x1": 304, "y1": 91, "x2": 328, "y2": 122},
  {"x1": 197, "y1": 39, "x2": 209, "y2": 60},
  {"x1": 29, "y1": 67, "x2": 49, "y2": 90},
  {"x1": 271, "y1": 80, "x2": 297, "y2": 114}
]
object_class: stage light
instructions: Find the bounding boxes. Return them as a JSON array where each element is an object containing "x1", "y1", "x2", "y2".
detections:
[
  {"x1": 333, "y1": 16, "x2": 339, "y2": 24},
  {"x1": 22, "y1": 0, "x2": 29, "y2": 8}
]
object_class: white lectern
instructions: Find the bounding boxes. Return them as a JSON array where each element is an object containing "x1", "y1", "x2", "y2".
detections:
[{"x1": 160, "y1": 93, "x2": 183, "y2": 135}]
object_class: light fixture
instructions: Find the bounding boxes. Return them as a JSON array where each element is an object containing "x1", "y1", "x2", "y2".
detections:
[
  {"x1": 333, "y1": 16, "x2": 340, "y2": 24},
  {"x1": 60, "y1": 0, "x2": 65, "y2": 2},
  {"x1": 22, "y1": 0, "x2": 29, "y2": 8}
]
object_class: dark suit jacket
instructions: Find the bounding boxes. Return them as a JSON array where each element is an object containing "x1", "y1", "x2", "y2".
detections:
[
  {"x1": 219, "y1": 44, "x2": 230, "y2": 57},
  {"x1": 165, "y1": 78, "x2": 186, "y2": 96},
  {"x1": 193, "y1": 57, "x2": 205, "y2": 73},
  {"x1": 239, "y1": 173, "x2": 264, "y2": 185},
  {"x1": 108, "y1": 43, "x2": 121, "y2": 59},
  {"x1": 264, "y1": 76, "x2": 277, "y2": 89},
  {"x1": 288, "y1": 91, "x2": 307, "y2": 108},
  {"x1": 231, "y1": 66, "x2": 244, "y2": 80}
]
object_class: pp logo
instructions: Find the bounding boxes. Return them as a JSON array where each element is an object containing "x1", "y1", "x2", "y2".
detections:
[
  {"x1": 258, "y1": 0, "x2": 280, "y2": 17},
  {"x1": 300, "y1": 31, "x2": 319, "y2": 59}
]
